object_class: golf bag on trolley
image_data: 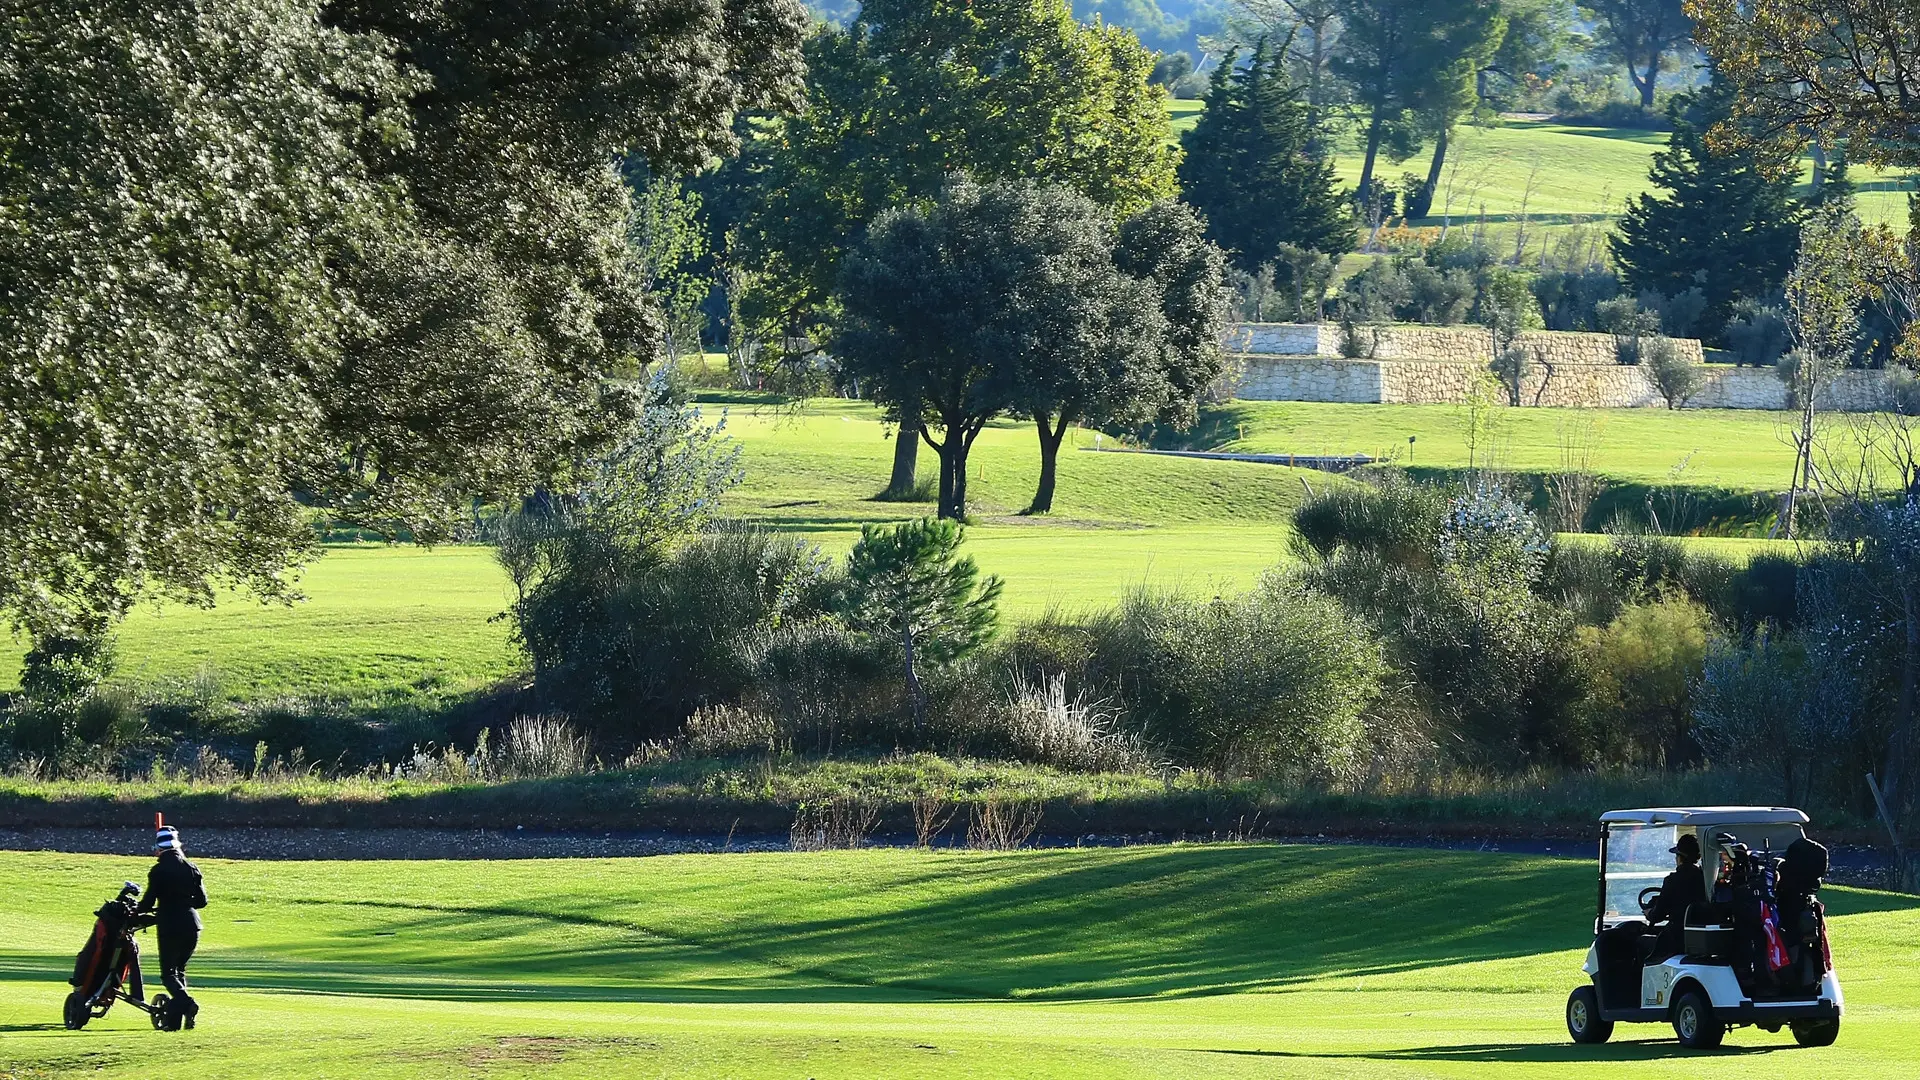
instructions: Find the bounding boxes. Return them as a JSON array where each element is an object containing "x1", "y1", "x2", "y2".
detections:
[{"x1": 64, "y1": 882, "x2": 180, "y2": 1030}]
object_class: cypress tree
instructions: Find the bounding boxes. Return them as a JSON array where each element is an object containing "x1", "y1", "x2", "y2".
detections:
[
  {"x1": 1611, "y1": 80, "x2": 1805, "y2": 338},
  {"x1": 1177, "y1": 40, "x2": 1353, "y2": 277}
]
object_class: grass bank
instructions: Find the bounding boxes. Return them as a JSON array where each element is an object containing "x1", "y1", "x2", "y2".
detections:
[{"x1": 0, "y1": 754, "x2": 1872, "y2": 840}]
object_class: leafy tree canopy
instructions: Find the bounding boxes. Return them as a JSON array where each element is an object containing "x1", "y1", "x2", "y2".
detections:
[
  {"x1": 740, "y1": 0, "x2": 1179, "y2": 334},
  {"x1": 0, "y1": 0, "x2": 806, "y2": 672}
]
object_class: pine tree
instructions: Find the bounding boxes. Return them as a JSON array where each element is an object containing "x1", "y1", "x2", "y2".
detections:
[
  {"x1": 1611, "y1": 80, "x2": 1806, "y2": 338},
  {"x1": 1177, "y1": 40, "x2": 1353, "y2": 277}
]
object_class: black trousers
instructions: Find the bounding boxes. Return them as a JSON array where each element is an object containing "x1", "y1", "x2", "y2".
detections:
[{"x1": 157, "y1": 926, "x2": 198, "y2": 1016}]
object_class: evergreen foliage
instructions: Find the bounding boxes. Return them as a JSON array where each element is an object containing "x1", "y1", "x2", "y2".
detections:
[
  {"x1": 842, "y1": 518, "x2": 1003, "y2": 728},
  {"x1": 1176, "y1": 40, "x2": 1354, "y2": 275},
  {"x1": 1611, "y1": 81, "x2": 1806, "y2": 339}
]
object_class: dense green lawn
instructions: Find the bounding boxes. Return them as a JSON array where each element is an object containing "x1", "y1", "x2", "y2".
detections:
[
  {"x1": 2, "y1": 846, "x2": 1915, "y2": 1078},
  {"x1": 1200, "y1": 400, "x2": 1800, "y2": 492}
]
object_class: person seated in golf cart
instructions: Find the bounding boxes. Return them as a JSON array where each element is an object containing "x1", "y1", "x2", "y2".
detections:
[
  {"x1": 1568, "y1": 807, "x2": 1842, "y2": 1051},
  {"x1": 1643, "y1": 833, "x2": 1708, "y2": 958}
]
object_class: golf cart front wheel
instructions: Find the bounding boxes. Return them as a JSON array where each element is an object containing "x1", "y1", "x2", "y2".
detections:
[
  {"x1": 1791, "y1": 1017, "x2": 1840, "y2": 1047},
  {"x1": 1672, "y1": 989, "x2": 1725, "y2": 1050},
  {"x1": 62, "y1": 991, "x2": 88, "y2": 1030},
  {"x1": 150, "y1": 994, "x2": 171, "y2": 1031},
  {"x1": 1566, "y1": 985, "x2": 1613, "y2": 1044}
]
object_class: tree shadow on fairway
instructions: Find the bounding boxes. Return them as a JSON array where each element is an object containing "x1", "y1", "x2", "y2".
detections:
[
  {"x1": 7, "y1": 847, "x2": 1607, "y2": 1005},
  {"x1": 1187, "y1": 1039, "x2": 1789, "y2": 1064}
]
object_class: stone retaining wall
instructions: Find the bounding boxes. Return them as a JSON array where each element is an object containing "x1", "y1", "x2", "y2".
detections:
[
  {"x1": 1228, "y1": 322, "x2": 1705, "y2": 366},
  {"x1": 1232, "y1": 356, "x2": 1898, "y2": 412}
]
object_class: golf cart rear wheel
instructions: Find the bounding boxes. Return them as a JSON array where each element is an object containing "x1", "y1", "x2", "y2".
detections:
[
  {"x1": 63, "y1": 991, "x2": 88, "y2": 1031},
  {"x1": 150, "y1": 994, "x2": 171, "y2": 1031},
  {"x1": 1566, "y1": 985, "x2": 1612, "y2": 1044},
  {"x1": 1791, "y1": 1017, "x2": 1840, "y2": 1047},
  {"x1": 1672, "y1": 989, "x2": 1725, "y2": 1050}
]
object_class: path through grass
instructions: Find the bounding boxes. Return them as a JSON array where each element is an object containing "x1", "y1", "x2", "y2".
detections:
[{"x1": 1, "y1": 845, "x2": 1914, "y2": 1078}]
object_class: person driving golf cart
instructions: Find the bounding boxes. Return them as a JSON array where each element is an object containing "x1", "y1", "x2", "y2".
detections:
[
  {"x1": 1643, "y1": 833, "x2": 1708, "y2": 959},
  {"x1": 1566, "y1": 806, "x2": 1842, "y2": 1051}
]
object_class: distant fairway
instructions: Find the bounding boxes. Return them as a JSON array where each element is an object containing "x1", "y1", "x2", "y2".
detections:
[
  {"x1": 2, "y1": 845, "x2": 1915, "y2": 1078},
  {"x1": 1199, "y1": 400, "x2": 1800, "y2": 491},
  {"x1": 0, "y1": 398, "x2": 1308, "y2": 694},
  {"x1": 1165, "y1": 98, "x2": 1919, "y2": 247}
]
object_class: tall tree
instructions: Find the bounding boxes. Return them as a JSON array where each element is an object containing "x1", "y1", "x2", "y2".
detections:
[
  {"x1": 1577, "y1": 0, "x2": 1692, "y2": 108},
  {"x1": 1017, "y1": 200, "x2": 1233, "y2": 515},
  {"x1": 1228, "y1": 0, "x2": 1344, "y2": 139},
  {"x1": 1611, "y1": 81, "x2": 1805, "y2": 337},
  {"x1": 1332, "y1": 0, "x2": 1505, "y2": 205},
  {"x1": 741, "y1": 0, "x2": 1180, "y2": 494},
  {"x1": 1179, "y1": 41, "x2": 1355, "y2": 272},
  {"x1": 1690, "y1": 0, "x2": 1920, "y2": 170},
  {"x1": 0, "y1": 0, "x2": 806, "y2": 688},
  {"x1": 837, "y1": 180, "x2": 1157, "y2": 520}
]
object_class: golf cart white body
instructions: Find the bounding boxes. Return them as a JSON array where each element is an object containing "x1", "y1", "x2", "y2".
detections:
[{"x1": 1566, "y1": 807, "x2": 1843, "y2": 1050}]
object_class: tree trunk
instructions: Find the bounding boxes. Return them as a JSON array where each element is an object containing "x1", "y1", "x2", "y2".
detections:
[
  {"x1": 1357, "y1": 112, "x2": 1386, "y2": 209},
  {"x1": 885, "y1": 417, "x2": 919, "y2": 496},
  {"x1": 1416, "y1": 125, "x2": 1449, "y2": 219},
  {"x1": 1026, "y1": 412, "x2": 1072, "y2": 515},
  {"x1": 1634, "y1": 54, "x2": 1661, "y2": 108},
  {"x1": 928, "y1": 424, "x2": 971, "y2": 521},
  {"x1": 1889, "y1": 586, "x2": 1918, "y2": 814},
  {"x1": 902, "y1": 624, "x2": 926, "y2": 730},
  {"x1": 1810, "y1": 143, "x2": 1829, "y2": 192}
]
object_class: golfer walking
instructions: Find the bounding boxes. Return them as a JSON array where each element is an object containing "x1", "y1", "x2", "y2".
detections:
[{"x1": 136, "y1": 824, "x2": 207, "y2": 1029}]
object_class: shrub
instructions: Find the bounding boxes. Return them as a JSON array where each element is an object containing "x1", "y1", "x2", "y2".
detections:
[
  {"x1": 511, "y1": 522, "x2": 836, "y2": 742},
  {"x1": 1643, "y1": 338, "x2": 1702, "y2": 408},
  {"x1": 1087, "y1": 577, "x2": 1384, "y2": 777},
  {"x1": 1722, "y1": 299, "x2": 1790, "y2": 366},
  {"x1": 1579, "y1": 596, "x2": 1711, "y2": 766},
  {"x1": 989, "y1": 670, "x2": 1146, "y2": 772},
  {"x1": 740, "y1": 617, "x2": 899, "y2": 754},
  {"x1": 1289, "y1": 474, "x2": 1449, "y2": 568},
  {"x1": 500, "y1": 715, "x2": 593, "y2": 778},
  {"x1": 1532, "y1": 267, "x2": 1621, "y2": 331}
]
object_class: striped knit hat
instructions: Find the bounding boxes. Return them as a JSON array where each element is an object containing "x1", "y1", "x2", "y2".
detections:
[{"x1": 154, "y1": 826, "x2": 181, "y2": 853}]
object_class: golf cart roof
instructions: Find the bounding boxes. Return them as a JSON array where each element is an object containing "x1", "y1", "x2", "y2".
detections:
[{"x1": 1599, "y1": 807, "x2": 1809, "y2": 826}]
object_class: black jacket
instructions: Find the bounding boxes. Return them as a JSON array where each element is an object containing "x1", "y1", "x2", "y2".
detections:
[
  {"x1": 137, "y1": 851, "x2": 207, "y2": 935},
  {"x1": 1648, "y1": 863, "x2": 1708, "y2": 955}
]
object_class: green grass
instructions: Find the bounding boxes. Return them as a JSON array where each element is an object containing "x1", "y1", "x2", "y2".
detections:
[
  {"x1": 1, "y1": 399, "x2": 1313, "y2": 694},
  {"x1": 2, "y1": 846, "x2": 1915, "y2": 1078},
  {"x1": 1164, "y1": 99, "x2": 1918, "y2": 248},
  {"x1": 1194, "y1": 400, "x2": 1800, "y2": 492}
]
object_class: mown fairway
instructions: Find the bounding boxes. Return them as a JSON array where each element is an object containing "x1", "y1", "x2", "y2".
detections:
[
  {"x1": 1203, "y1": 401, "x2": 1800, "y2": 490},
  {"x1": 2, "y1": 846, "x2": 1915, "y2": 1079}
]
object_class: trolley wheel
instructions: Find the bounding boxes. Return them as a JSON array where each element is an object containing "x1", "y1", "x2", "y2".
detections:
[
  {"x1": 150, "y1": 993, "x2": 171, "y2": 1031},
  {"x1": 63, "y1": 991, "x2": 89, "y2": 1030}
]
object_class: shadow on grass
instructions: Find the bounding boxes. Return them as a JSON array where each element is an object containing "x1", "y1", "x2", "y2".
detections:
[
  {"x1": 5, "y1": 847, "x2": 1911, "y2": 1009},
  {"x1": 1185, "y1": 1039, "x2": 1789, "y2": 1063}
]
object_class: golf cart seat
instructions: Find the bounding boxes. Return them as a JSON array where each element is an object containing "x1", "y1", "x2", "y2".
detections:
[{"x1": 1682, "y1": 903, "x2": 1734, "y2": 960}]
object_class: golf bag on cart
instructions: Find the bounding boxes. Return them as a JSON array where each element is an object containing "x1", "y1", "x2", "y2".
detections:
[
  {"x1": 1717, "y1": 834, "x2": 1831, "y2": 997},
  {"x1": 64, "y1": 882, "x2": 168, "y2": 1030}
]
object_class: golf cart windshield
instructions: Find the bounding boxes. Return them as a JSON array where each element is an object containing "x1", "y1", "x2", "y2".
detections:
[{"x1": 1603, "y1": 824, "x2": 1677, "y2": 924}]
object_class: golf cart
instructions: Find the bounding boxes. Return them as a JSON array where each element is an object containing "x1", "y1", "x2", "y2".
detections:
[{"x1": 1566, "y1": 807, "x2": 1842, "y2": 1050}]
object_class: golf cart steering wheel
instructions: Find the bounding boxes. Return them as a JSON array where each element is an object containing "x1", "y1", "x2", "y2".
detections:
[{"x1": 1638, "y1": 886, "x2": 1662, "y2": 916}]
